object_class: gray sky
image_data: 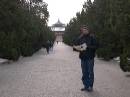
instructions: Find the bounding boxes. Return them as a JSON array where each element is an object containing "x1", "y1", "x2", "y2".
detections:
[{"x1": 44, "y1": 0, "x2": 94, "y2": 26}]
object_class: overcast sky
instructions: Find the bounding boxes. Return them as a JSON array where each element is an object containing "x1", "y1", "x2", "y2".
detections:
[{"x1": 44, "y1": 0, "x2": 94, "y2": 26}]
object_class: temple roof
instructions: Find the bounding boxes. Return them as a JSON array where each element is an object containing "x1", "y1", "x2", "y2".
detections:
[{"x1": 52, "y1": 19, "x2": 65, "y2": 27}]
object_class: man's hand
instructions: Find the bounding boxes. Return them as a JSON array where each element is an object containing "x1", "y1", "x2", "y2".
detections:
[{"x1": 73, "y1": 43, "x2": 87, "y2": 51}]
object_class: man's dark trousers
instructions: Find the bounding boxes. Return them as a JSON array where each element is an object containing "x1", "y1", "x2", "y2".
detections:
[{"x1": 81, "y1": 59, "x2": 94, "y2": 88}]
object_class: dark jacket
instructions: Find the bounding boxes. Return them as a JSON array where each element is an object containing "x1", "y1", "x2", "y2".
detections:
[{"x1": 74, "y1": 34, "x2": 98, "y2": 60}]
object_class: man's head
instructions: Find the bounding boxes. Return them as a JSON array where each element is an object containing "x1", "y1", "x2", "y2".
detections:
[{"x1": 80, "y1": 25, "x2": 89, "y2": 35}]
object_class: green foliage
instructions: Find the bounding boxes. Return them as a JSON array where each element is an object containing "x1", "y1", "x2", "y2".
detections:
[
  {"x1": 64, "y1": 0, "x2": 130, "y2": 71},
  {"x1": 0, "y1": 0, "x2": 54, "y2": 60},
  {"x1": 120, "y1": 49, "x2": 130, "y2": 72},
  {"x1": 63, "y1": 18, "x2": 81, "y2": 45},
  {"x1": 0, "y1": 31, "x2": 20, "y2": 60}
]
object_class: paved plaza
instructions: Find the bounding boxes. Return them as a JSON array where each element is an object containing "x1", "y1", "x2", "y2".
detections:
[{"x1": 0, "y1": 42, "x2": 130, "y2": 97}]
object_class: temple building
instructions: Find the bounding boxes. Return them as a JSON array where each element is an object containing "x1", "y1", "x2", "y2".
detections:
[{"x1": 51, "y1": 19, "x2": 66, "y2": 42}]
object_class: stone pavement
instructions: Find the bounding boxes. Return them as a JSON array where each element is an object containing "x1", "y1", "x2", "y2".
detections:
[{"x1": 0, "y1": 42, "x2": 130, "y2": 97}]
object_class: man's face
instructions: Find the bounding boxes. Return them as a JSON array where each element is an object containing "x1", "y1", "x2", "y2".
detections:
[{"x1": 81, "y1": 27, "x2": 89, "y2": 35}]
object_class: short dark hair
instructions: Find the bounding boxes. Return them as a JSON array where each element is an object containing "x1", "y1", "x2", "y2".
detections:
[
  {"x1": 80, "y1": 25, "x2": 88, "y2": 28},
  {"x1": 80, "y1": 25, "x2": 95, "y2": 35},
  {"x1": 80, "y1": 25, "x2": 89, "y2": 32}
]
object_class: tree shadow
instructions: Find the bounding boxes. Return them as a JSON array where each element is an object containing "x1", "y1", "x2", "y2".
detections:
[
  {"x1": 84, "y1": 89, "x2": 104, "y2": 97},
  {"x1": 0, "y1": 60, "x2": 14, "y2": 66},
  {"x1": 125, "y1": 74, "x2": 130, "y2": 77}
]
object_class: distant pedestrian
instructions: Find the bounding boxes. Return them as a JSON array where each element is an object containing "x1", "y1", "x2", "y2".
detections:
[
  {"x1": 46, "y1": 40, "x2": 50, "y2": 54},
  {"x1": 56, "y1": 41, "x2": 58, "y2": 44},
  {"x1": 73, "y1": 25, "x2": 98, "y2": 92},
  {"x1": 50, "y1": 41, "x2": 54, "y2": 51}
]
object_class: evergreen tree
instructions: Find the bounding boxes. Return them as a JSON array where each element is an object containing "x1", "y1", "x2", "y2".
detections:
[
  {"x1": 63, "y1": 0, "x2": 130, "y2": 71},
  {"x1": 0, "y1": 0, "x2": 54, "y2": 60}
]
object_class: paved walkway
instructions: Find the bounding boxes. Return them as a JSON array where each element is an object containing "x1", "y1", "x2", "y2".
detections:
[{"x1": 0, "y1": 42, "x2": 130, "y2": 97}]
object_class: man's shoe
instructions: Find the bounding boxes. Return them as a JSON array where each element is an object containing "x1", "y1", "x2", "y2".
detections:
[
  {"x1": 81, "y1": 87, "x2": 89, "y2": 91},
  {"x1": 81, "y1": 87, "x2": 93, "y2": 92},
  {"x1": 87, "y1": 87, "x2": 93, "y2": 92}
]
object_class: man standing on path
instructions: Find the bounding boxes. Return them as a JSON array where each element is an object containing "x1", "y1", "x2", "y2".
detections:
[{"x1": 73, "y1": 25, "x2": 98, "y2": 92}]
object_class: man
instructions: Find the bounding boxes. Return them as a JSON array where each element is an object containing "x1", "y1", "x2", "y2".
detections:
[{"x1": 73, "y1": 25, "x2": 98, "y2": 92}]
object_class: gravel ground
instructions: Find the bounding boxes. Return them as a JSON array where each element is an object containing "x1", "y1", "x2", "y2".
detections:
[{"x1": 0, "y1": 42, "x2": 130, "y2": 97}]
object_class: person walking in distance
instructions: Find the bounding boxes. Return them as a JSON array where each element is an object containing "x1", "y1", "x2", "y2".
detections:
[
  {"x1": 73, "y1": 25, "x2": 98, "y2": 92},
  {"x1": 46, "y1": 40, "x2": 50, "y2": 54}
]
